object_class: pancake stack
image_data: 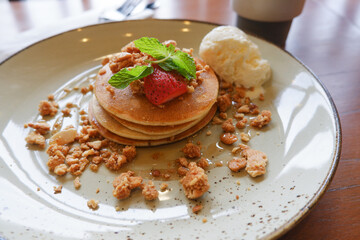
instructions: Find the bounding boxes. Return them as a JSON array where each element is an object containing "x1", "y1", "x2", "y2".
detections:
[{"x1": 89, "y1": 58, "x2": 219, "y2": 146}]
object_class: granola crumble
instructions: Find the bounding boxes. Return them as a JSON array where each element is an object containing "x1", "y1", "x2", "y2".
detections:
[
  {"x1": 211, "y1": 116, "x2": 223, "y2": 125},
  {"x1": 74, "y1": 177, "x2": 81, "y2": 189},
  {"x1": 182, "y1": 143, "x2": 201, "y2": 159},
  {"x1": 105, "y1": 152, "x2": 128, "y2": 171},
  {"x1": 197, "y1": 157, "x2": 209, "y2": 169},
  {"x1": 177, "y1": 166, "x2": 189, "y2": 176},
  {"x1": 106, "y1": 85, "x2": 115, "y2": 95},
  {"x1": 47, "y1": 94, "x2": 55, "y2": 101},
  {"x1": 122, "y1": 145, "x2": 137, "y2": 161},
  {"x1": 237, "y1": 105, "x2": 250, "y2": 114},
  {"x1": 192, "y1": 204, "x2": 203, "y2": 213},
  {"x1": 240, "y1": 132, "x2": 250, "y2": 142},
  {"x1": 236, "y1": 118, "x2": 248, "y2": 129},
  {"x1": 219, "y1": 112, "x2": 227, "y2": 120},
  {"x1": 54, "y1": 164, "x2": 68, "y2": 176},
  {"x1": 221, "y1": 118, "x2": 235, "y2": 133},
  {"x1": 243, "y1": 148, "x2": 268, "y2": 177},
  {"x1": 61, "y1": 108, "x2": 71, "y2": 116},
  {"x1": 217, "y1": 93, "x2": 232, "y2": 113},
  {"x1": 25, "y1": 131, "x2": 46, "y2": 148},
  {"x1": 112, "y1": 171, "x2": 143, "y2": 200},
  {"x1": 53, "y1": 185, "x2": 62, "y2": 194},
  {"x1": 142, "y1": 180, "x2": 159, "y2": 201},
  {"x1": 160, "y1": 183, "x2": 168, "y2": 192},
  {"x1": 87, "y1": 199, "x2": 99, "y2": 210},
  {"x1": 220, "y1": 133, "x2": 238, "y2": 145},
  {"x1": 180, "y1": 162, "x2": 210, "y2": 199},
  {"x1": 177, "y1": 157, "x2": 189, "y2": 167},
  {"x1": 38, "y1": 100, "x2": 58, "y2": 117},
  {"x1": 28, "y1": 122, "x2": 50, "y2": 135},
  {"x1": 228, "y1": 157, "x2": 247, "y2": 172},
  {"x1": 250, "y1": 110, "x2": 272, "y2": 128}
]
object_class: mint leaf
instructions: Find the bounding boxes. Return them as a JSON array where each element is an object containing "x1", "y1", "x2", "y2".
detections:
[
  {"x1": 108, "y1": 65, "x2": 153, "y2": 89},
  {"x1": 174, "y1": 51, "x2": 196, "y2": 79},
  {"x1": 134, "y1": 37, "x2": 170, "y2": 60},
  {"x1": 158, "y1": 51, "x2": 196, "y2": 80},
  {"x1": 134, "y1": 37, "x2": 196, "y2": 80}
]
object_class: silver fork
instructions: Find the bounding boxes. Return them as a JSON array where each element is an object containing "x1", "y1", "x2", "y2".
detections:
[
  {"x1": 99, "y1": 0, "x2": 144, "y2": 22},
  {"x1": 117, "y1": 0, "x2": 142, "y2": 18}
]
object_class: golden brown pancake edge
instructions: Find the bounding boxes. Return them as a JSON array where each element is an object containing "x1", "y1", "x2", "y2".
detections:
[
  {"x1": 88, "y1": 103, "x2": 217, "y2": 147},
  {"x1": 110, "y1": 108, "x2": 208, "y2": 136},
  {"x1": 90, "y1": 95, "x2": 208, "y2": 140}
]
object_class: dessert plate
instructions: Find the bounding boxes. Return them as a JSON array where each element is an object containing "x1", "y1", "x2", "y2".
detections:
[{"x1": 0, "y1": 20, "x2": 341, "y2": 240}]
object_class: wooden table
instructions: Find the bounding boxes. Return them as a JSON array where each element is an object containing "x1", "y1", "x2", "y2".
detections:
[{"x1": 1, "y1": 0, "x2": 359, "y2": 239}]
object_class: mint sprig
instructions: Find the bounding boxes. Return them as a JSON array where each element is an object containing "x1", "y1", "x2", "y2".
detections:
[
  {"x1": 108, "y1": 65, "x2": 153, "y2": 89},
  {"x1": 134, "y1": 37, "x2": 196, "y2": 80},
  {"x1": 108, "y1": 37, "x2": 196, "y2": 89}
]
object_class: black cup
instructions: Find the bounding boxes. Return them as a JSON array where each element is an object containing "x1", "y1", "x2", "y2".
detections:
[{"x1": 236, "y1": 15, "x2": 292, "y2": 48}]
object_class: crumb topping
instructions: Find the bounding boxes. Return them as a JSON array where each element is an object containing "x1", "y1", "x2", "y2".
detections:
[
  {"x1": 240, "y1": 132, "x2": 250, "y2": 142},
  {"x1": 87, "y1": 199, "x2": 99, "y2": 210},
  {"x1": 38, "y1": 100, "x2": 58, "y2": 117},
  {"x1": 74, "y1": 177, "x2": 81, "y2": 189},
  {"x1": 61, "y1": 107, "x2": 71, "y2": 116},
  {"x1": 112, "y1": 171, "x2": 143, "y2": 200},
  {"x1": 122, "y1": 145, "x2": 137, "y2": 161},
  {"x1": 217, "y1": 93, "x2": 232, "y2": 113},
  {"x1": 228, "y1": 145, "x2": 268, "y2": 177},
  {"x1": 197, "y1": 157, "x2": 209, "y2": 169},
  {"x1": 177, "y1": 157, "x2": 189, "y2": 168},
  {"x1": 228, "y1": 157, "x2": 247, "y2": 172},
  {"x1": 177, "y1": 166, "x2": 189, "y2": 176},
  {"x1": 141, "y1": 180, "x2": 159, "y2": 201},
  {"x1": 160, "y1": 183, "x2": 168, "y2": 192},
  {"x1": 53, "y1": 185, "x2": 62, "y2": 194},
  {"x1": 236, "y1": 118, "x2": 248, "y2": 129},
  {"x1": 25, "y1": 131, "x2": 46, "y2": 148},
  {"x1": 243, "y1": 148, "x2": 268, "y2": 177},
  {"x1": 182, "y1": 143, "x2": 201, "y2": 159},
  {"x1": 192, "y1": 204, "x2": 203, "y2": 213},
  {"x1": 105, "y1": 152, "x2": 128, "y2": 171},
  {"x1": 222, "y1": 118, "x2": 235, "y2": 133},
  {"x1": 28, "y1": 122, "x2": 50, "y2": 135},
  {"x1": 250, "y1": 110, "x2": 272, "y2": 128},
  {"x1": 220, "y1": 133, "x2": 238, "y2": 145},
  {"x1": 180, "y1": 162, "x2": 210, "y2": 199}
]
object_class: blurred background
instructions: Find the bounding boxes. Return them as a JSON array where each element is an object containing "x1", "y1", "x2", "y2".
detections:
[
  {"x1": 0, "y1": 0, "x2": 235, "y2": 39},
  {"x1": 1, "y1": 0, "x2": 360, "y2": 70}
]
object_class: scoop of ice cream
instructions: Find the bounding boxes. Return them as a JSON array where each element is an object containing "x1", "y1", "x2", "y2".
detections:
[{"x1": 199, "y1": 26, "x2": 271, "y2": 88}]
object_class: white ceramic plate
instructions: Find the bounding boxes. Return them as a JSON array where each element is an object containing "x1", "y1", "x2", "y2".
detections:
[{"x1": 0, "y1": 20, "x2": 341, "y2": 240}]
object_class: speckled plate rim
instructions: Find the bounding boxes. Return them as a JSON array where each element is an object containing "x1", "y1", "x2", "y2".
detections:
[
  {"x1": 0, "y1": 19, "x2": 342, "y2": 239},
  {"x1": 260, "y1": 38, "x2": 342, "y2": 240},
  {"x1": 233, "y1": 20, "x2": 343, "y2": 239}
]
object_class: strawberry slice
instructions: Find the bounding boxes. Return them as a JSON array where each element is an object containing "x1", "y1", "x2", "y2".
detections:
[{"x1": 143, "y1": 66, "x2": 188, "y2": 105}]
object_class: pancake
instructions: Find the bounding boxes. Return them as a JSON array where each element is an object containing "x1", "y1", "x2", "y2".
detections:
[
  {"x1": 94, "y1": 58, "x2": 219, "y2": 126},
  {"x1": 90, "y1": 96, "x2": 177, "y2": 140},
  {"x1": 111, "y1": 108, "x2": 208, "y2": 136},
  {"x1": 89, "y1": 103, "x2": 217, "y2": 147}
]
